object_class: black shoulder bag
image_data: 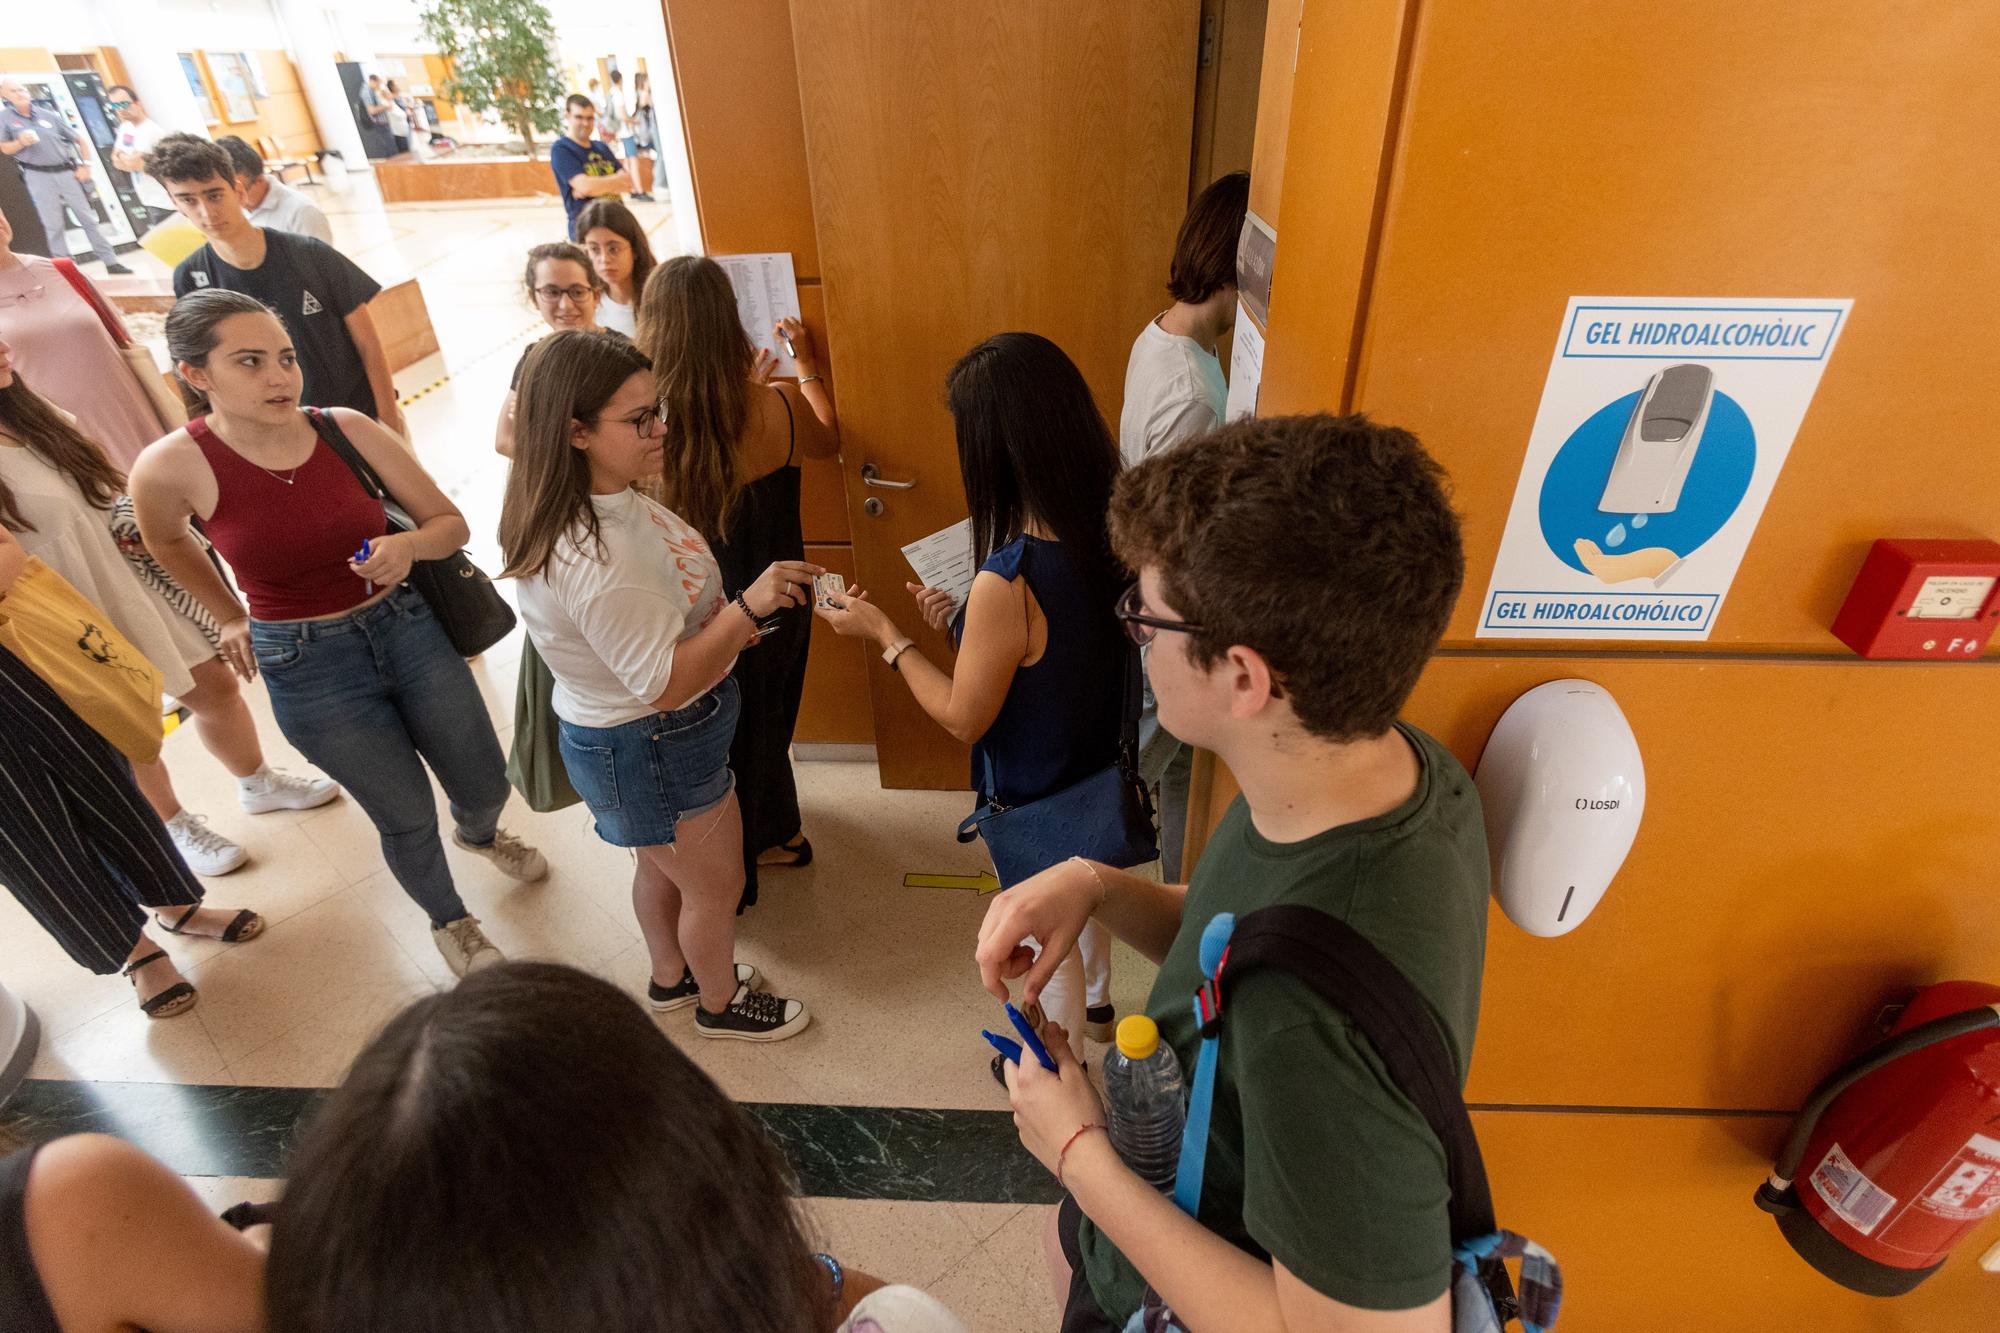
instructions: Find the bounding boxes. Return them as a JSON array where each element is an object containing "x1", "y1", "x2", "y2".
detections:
[{"x1": 309, "y1": 408, "x2": 517, "y2": 657}]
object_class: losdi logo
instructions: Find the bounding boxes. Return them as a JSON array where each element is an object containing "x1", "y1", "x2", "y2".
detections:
[{"x1": 1575, "y1": 797, "x2": 1622, "y2": 811}]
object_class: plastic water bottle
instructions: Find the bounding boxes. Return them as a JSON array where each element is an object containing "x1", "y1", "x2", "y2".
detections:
[{"x1": 1102, "y1": 1014, "x2": 1185, "y2": 1193}]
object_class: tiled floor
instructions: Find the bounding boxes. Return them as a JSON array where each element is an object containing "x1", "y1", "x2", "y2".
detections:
[{"x1": 5, "y1": 175, "x2": 1154, "y2": 1329}]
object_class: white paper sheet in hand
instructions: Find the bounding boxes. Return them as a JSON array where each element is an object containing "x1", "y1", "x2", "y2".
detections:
[
  {"x1": 901, "y1": 519, "x2": 978, "y2": 612},
  {"x1": 712, "y1": 253, "x2": 804, "y2": 377}
]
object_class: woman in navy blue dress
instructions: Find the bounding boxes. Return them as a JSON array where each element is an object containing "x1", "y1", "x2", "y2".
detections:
[{"x1": 817, "y1": 333, "x2": 1128, "y2": 1059}]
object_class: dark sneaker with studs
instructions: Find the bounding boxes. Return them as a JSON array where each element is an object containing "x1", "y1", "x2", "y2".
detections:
[
  {"x1": 649, "y1": 962, "x2": 762, "y2": 1012},
  {"x1": 695, "y1": 982, "x2": 810, "y2": 1042}
]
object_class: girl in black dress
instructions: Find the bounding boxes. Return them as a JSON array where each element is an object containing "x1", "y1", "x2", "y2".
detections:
[{"x1": 637, "y1": 257, "x2": 839, "y2": 910}]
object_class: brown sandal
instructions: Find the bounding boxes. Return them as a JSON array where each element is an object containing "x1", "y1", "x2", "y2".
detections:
[
  {"x1": 123, "y1": 950, "x2": 198, "y2": 1019},
  {"x1": 155, "y1": 903, "x2": 265, "y2": 943}
]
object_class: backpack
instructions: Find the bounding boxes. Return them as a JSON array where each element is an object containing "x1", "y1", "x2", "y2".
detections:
[{"x1": 1131, "y1": 906, "x2": 1563, "y2": 1333}]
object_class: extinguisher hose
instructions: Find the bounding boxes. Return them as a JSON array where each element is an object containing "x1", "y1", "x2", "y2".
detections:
[{"x1": 1759, "y1": 1004, "x2": 2000, "y2": 1210}]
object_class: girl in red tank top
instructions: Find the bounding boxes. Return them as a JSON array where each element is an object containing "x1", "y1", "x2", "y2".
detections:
[
  {"x1": 132, "y1": 290, "x2": 545, "y2": 977},
  {"x1": 184, "y1": 412, "x2": 384, "y2": 621}
]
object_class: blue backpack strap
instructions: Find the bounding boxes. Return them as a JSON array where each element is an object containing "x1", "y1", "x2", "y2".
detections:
[{"x1": 1172, "y1": 913, "x2": 1236, "y2": 1215}]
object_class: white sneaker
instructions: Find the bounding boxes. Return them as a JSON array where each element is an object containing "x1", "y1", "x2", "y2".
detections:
[
  {"x1": 452, "y1": 827, "x2": 548, "y2": 882},
  {"x1": 237, "y1": 765, "x2": 341, "y2": 814},
  {"x1": 165, "y1": 811, "x2": 249, "y2": 876},
  {"x1": 432, "y1": 915, "x2": 505, "y2": 978}
]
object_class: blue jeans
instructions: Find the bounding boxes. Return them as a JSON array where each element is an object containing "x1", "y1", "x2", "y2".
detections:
[
  {"x1": 558, "y1": 677, "x2": 739, "y2": 849},
  {"x1": 250, "y1": 586, "x2": 510, "y2": 927}
]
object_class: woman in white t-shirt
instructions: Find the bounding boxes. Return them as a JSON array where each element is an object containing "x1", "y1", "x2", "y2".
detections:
[{"x1": 500, "y1": 330, "x2": 818, "y2": 1041}]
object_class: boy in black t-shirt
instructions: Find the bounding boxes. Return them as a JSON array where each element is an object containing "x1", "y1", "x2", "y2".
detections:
[{"x1": 145, "y1": 134, "x2": 405, "y2": 439}]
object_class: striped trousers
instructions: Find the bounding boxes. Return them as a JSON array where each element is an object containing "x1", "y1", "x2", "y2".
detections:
[{"x1": 0, "y1": 647, "x2": 202, "y2": 974}]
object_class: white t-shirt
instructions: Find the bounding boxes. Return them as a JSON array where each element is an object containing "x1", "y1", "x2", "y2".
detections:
[
  {"x1": 596, "y1": 293, "x2": 636, "y2": 336},
  {"x1": 515, "y1": 488, "x2": 732, "y2": 728},
  {"x1": 1118, "y1": 314, "x2": 1227, "y2": 469},
  {"x1": 114, "y1": 118, "x2": 170, "y2": 211},
  {"x1": 837, "y1": 1285, "x2": 969, "y2": 1333},
  {"x1": 246, "y1": 177, "x2": 333, "y2": 245}
]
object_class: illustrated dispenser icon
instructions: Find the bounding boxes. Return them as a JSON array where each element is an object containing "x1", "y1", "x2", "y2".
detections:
[{"x1": 1598, "y1": 363, "x2": 1714, "y2": 514}]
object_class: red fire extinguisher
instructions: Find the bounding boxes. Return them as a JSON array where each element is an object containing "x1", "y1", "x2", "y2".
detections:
[{"x1": 1756, "y1": 981, "x2": 2000, "y2": 1294}]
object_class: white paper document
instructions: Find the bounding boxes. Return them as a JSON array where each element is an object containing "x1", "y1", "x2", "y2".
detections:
[
  {"x1": 1226, "y1": 303, "x2": 1264, "y2": 422},
  {"x1": 901, "y1": 519, "x2": 978, "y2": 611},
  {"x1": 712, "y1": 252, "x2": 804, "y2": 377}
]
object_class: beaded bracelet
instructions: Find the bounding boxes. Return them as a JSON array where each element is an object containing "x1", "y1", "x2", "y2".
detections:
[
  {"x1": 812, "y1": 1251, "x2": 844, "y2": 1302},
  {"x1": 1057, "y1": 1122, "x2": 1106, "y2": 1190}
]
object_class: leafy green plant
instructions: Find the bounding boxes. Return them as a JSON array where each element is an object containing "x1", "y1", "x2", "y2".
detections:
[{"x1": 419, "y1": 0, "x2": 566, "y2": 154}]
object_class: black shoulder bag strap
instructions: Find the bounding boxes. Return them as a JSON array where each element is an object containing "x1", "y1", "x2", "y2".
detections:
[
  {"x1": 306, "y1": 407, "x2": 395, "y2": 509},
  {"x1": 1220, "y1": 903, "x2": 1497, "y2": 1242}
]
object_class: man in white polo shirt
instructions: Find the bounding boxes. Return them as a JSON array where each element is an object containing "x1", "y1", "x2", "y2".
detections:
[
  {"x1": 217, "y1": 136, "x2": 332, "y2": 245},
  {"x1": 106, "y1": 85, "x2": 176, "y2": 229}
]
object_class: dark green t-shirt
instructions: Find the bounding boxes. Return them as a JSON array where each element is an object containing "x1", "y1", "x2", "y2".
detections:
[{"x1": 1079, "y1": 723, "x2": 1490, "y2": 1318}]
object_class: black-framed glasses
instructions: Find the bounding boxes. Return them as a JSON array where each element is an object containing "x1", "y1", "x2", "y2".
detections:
[
  {"x1": 590, "y1": 399, "x2": 667, "y2": 436},
  {"x1": 533, "y1": 284, "x2": 594, "y2": 306},
  {"x1": 1116, "y1": 583, "x2": 1203, "y2": 646}
]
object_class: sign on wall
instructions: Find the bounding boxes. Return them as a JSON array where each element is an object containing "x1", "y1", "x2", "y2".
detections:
[{"x1": 1478, "y1": 295, "x2": 1851, "y2": 640}]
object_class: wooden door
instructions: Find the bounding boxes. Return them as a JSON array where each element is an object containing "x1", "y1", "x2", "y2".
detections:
[{"x1": 791, "y1": 2, "x2": 1201, "y2": 787}]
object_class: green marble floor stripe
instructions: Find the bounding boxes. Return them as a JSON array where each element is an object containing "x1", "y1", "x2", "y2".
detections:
[{"x1": 1, "y1": 1079, "x2": 1061, "y2": 1205}]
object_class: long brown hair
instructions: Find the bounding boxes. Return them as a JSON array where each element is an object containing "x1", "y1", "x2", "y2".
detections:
[
  {"x1": 635, "y1": 255, "x2": 753, "y2": 539},
  {"x1": 498, "y1": 329, "x2": 652, "y2": 580},
  {"x1": 574, "y1": 199, "x2": 656, "y2": 301},
  {"x1": 0, "y1": 374, "x2": 126, "y2": 533},
  {"x1": 265, "y1": 962, "x2": 832, "y2": 1333}
]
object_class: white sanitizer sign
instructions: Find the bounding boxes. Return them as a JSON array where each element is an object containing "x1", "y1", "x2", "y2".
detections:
[{"x1": 1478, "y1": 296, "x2": 1851, "y2": 640}]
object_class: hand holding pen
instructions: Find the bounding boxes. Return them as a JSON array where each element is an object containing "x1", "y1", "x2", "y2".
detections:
[{"x1": 349, "y1": 534, "x2": 415, "y2": 589}]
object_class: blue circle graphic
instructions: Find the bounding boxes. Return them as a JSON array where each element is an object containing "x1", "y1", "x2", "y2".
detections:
[{"x1": 1537, "y1": 388, "x2": 1756, "y2": 574}]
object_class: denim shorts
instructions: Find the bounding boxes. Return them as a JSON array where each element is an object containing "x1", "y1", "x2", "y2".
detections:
[{"x1": 557, "y1": 676, "x2": 739, "y2": 848}]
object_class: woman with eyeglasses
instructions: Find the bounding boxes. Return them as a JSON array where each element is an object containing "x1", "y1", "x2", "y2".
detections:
[
  {"x1": 815, "y1": 332, "x2": 1129, "y2": 1065},
  {"x1": 575, "y1": 199, "x2": 655, "y2": 337},
  {"x1": 495, "y1": 241, "x2": 614, "y2": 458},
  {"x1": 0, "y1": 209, "x2": 166, "y2": 469},
  {"x1": 501, "y1": 330, "x2": 818, "y2": 1041}
]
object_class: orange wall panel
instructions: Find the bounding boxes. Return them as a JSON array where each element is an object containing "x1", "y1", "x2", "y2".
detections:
[
  {"x1": 661, "y1": 0, "x2": 820, "y2": 277},
  {"x1": 1244, "y1": 0, "x2": 1301, "y2": 226},
  {"x1": 1407, "y1": 655, "x2": 2000, "y2": 1111},
  {"x1": 1476, "y1": 1110, "x2": 2000, "y2": 1331},
  {"x1": 1194, "y1": 0, "x2": 2000, "y2": 1315},
  {"x1": 1318, "y1": 2, "x2": 2000, "y2": 653}
]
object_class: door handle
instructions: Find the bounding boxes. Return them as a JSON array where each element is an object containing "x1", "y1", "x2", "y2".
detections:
[{"x1": 860, "y1": 463, "x2": 916, "y2": 490}]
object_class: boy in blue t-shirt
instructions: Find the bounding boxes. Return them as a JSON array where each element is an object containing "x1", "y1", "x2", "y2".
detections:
[{"x1": 549, "y1": 95, "x2": 631, "y2": 239}]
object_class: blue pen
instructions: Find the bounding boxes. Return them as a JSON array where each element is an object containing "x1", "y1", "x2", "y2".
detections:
[
  {"x1": 354, "y1": 539, "x2": 373, "y2": 593},
  {"x1": 981, "y1": 1030, "x2": 1024, "y2": 1065},
  {"x1": 1005, "y1": 1002, "x2": 1059, "y2": 1072}
]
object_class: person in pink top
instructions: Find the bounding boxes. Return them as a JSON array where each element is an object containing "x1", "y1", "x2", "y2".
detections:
[{"x1": 0, "y1": 209, "x2": 168, "y2": 469}]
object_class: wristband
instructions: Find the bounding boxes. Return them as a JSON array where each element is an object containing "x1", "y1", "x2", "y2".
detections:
[
  {"x1": 1067, "y1": 856, "x2": 1108, "y2": 908},
  {"x1": 812, "y1": 1251, "x2": 844, "y2": 1302},
  {"x1": 882, "y1": 638, "x2": 915, "y2": 671},
  {"x1": 1057, "y1": 1123, "x2": 1106, "y2": 1190},
  {"x1": 732, "y1": 592, "x2": 759, "y2": 626},
  {"x1": 798, "y1": 372, "x2": 823, "y2": 386}
]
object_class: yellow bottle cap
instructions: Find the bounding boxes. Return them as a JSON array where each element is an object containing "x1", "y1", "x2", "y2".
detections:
[{"x1": 1116, "y1": 1015, "x2": 1160, "y2": 1060}]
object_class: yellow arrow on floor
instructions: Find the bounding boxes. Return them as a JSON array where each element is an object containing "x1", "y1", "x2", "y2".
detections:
[{"x1": 903, "y1": 871, "x2": 1003, "y2": 894}]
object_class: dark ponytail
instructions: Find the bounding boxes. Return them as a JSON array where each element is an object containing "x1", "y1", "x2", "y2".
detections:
[{"x1": 163, "y1": 288, "x2": 281, "y2": 412}]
